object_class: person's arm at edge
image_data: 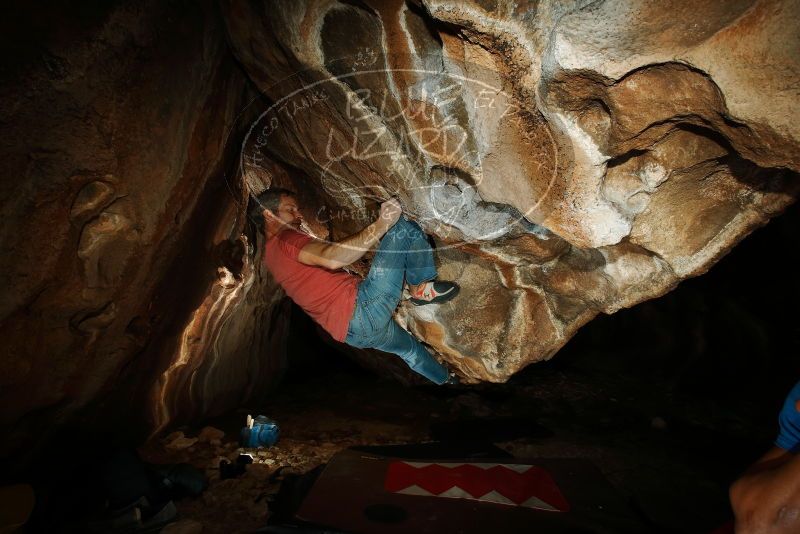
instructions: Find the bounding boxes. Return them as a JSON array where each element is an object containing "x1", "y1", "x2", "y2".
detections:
[
  {"x1": 730, "y1": 447, "x2": 800, "y2": 533},
  {"x1": 297, "y1": 198, "x2": 401, "y2": 270}
]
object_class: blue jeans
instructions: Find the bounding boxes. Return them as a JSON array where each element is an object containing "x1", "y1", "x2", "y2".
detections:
[{"x1": 344, "y1": 217, "x2": 449, "y2": 385}]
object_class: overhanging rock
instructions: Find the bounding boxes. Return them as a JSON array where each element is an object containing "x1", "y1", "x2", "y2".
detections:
[{"x1": 222, "y1": 0, "x2": 799, "y2": 382}]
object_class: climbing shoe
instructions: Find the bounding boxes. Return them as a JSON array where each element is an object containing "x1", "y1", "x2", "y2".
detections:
[{"x1": 407, "y1": 281, "x2": 460, "y2": 305}]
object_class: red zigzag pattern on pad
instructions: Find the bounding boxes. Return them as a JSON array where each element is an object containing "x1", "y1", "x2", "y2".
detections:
[{"x1": 384, "y1": 462, "x2": 570, "y2": 511}]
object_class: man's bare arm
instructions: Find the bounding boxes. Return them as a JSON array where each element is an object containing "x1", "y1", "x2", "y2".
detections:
[
  {"x1": 730, "y1": 447, "x2": 800, "y2": 533},
  {"x1": 298, "y1": 199, "x2": 401, "y2": 270}
]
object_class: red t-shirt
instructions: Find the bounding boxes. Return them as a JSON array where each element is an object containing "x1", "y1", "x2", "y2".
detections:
[{"x1": 264, "y1": 229, "x2": 359, "y2": 342}]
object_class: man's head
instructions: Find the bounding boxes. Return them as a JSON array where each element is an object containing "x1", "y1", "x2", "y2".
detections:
[{"x1": 249, "y1": 188, "x2": 302, "y2": 231}]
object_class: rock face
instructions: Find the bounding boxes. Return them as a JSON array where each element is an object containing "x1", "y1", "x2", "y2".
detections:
[
  {"x1": 1, "y1": 0, "x2": 798, "y2": 465},
  {"x1": 222, "y1": 0, "x2": 799, "y2": 382},
  {"x1": 0, "y1": 0, "x2": 288, "y2": 463}
]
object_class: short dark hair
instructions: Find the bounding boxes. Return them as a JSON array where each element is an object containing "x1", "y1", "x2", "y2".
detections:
[{"x1": 248, "y1": 188, "x2": 296, "y2": 229}]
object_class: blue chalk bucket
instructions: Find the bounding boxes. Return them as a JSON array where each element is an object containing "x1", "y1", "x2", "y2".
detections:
[{"x1": 240, "y1": 415, "x2": 279, "y2": 448}]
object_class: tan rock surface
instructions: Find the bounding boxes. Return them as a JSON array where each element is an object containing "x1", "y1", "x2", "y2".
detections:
[{"x1": 221, "y1": 0, "x2": 799, "y2": 382}]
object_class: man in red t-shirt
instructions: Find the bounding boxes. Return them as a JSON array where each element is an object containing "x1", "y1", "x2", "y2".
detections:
[{"x1": 249, "y1": 188, "x2": 460, "y2": 385}]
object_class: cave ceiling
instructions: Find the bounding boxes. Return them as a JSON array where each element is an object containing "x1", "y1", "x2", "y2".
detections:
[{"x1": 223, "y1": 0, "x2": 800, "y2": 381}]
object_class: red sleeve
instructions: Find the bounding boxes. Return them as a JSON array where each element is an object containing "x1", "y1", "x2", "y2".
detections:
[{"x1": 276, "y1": 230, "x2": 312, "y2": 261}]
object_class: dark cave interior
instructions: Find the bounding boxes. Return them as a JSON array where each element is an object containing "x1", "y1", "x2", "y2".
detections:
[
  {"x1": 9, "y1": 200, "x2": 800, "y2": 533},
  {"x1": 2, "y1": 1, "x2": 800, "y2": 533}
]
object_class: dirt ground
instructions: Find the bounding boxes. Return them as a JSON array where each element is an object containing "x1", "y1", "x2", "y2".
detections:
[{"x1": 139, "y1": 351, "x2": 779, "y2": 534}]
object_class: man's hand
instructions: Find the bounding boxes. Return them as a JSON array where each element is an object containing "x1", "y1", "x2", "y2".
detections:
[
  {"x1": 379, "y1": 198, "x2": 402, "y2": 229},
  {"x1": 297, "y1": 197, "x2": 403, "y2": 270}
]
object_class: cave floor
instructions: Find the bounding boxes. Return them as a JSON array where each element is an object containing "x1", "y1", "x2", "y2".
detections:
[{"x1": 139, "y1": 355, "x2": 771, "y2": 534}]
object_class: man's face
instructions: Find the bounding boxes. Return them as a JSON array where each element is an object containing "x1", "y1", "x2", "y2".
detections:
[{"x1": 271, "y1": 195, "x2": 303, "y2": 229}]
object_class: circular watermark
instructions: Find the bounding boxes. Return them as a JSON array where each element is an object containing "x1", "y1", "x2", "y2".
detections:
[{"x1": 239, "y1": 53, "x2": 560, "y2": 253}]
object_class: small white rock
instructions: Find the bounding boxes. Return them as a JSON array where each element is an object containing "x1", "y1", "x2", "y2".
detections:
[
  {"x1": 164, "y1": 431, "x2": 184, "y2": 443},
  {"x1": 166, "y1": 436, "x2": 199, "y2": 451},
  {"x1": 198, "y1": 426, "x2": 225, "y2": 443}
]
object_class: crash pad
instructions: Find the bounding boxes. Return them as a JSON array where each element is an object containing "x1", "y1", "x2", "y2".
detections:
[{"x1": 296, "y1": 447, "x2": 644, "y2": 533}]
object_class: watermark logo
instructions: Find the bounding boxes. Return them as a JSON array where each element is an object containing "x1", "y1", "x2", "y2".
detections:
[{"x1": 240, "y1": 53, "x2": 560, "y2": 252}]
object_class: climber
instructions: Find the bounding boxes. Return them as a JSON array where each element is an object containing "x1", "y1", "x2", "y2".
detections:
[
  {"x1": 248, "y1": 188, "x2": 460, "y2": 385},
  {"x1": 729, "y1": 380, "x2": 800, "y2": 533}
]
